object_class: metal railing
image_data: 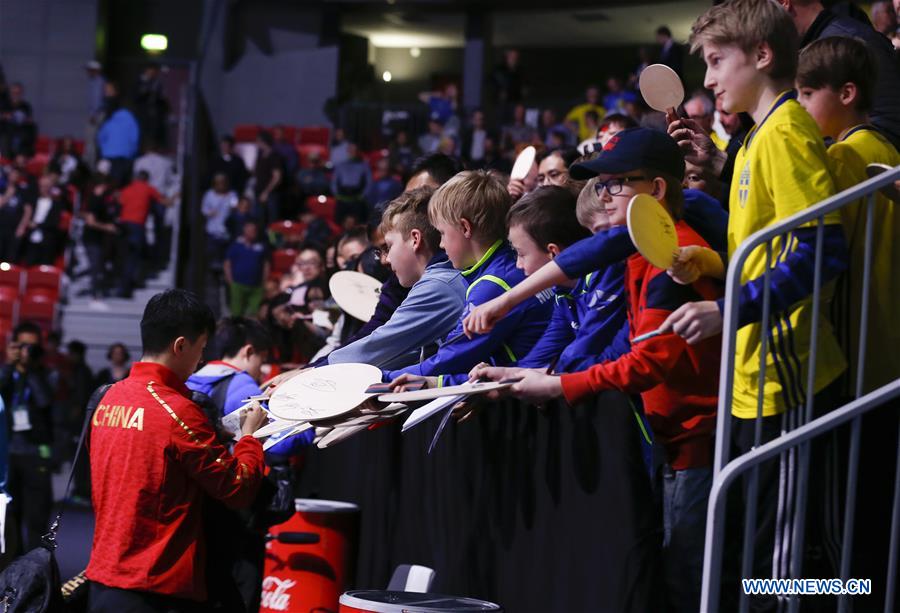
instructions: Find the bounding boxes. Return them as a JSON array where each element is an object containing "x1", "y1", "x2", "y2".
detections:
[{"x1": 701, "y1": 164, "x2": 900, "y2": 612}]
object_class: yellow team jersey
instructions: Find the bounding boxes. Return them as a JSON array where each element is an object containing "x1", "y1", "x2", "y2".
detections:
[
  {"x1": 827, "y1": 125, "x2": 900, "y2": 393},
  {"x1": 565, "y1": 103, "x2": 606, "y2": 142},
  {"x1": 711, "y1": 131, "x2": 728, "y2": 152},
  {"x1": 728, "y1": 91, "x2": 846, "y2": 419}
]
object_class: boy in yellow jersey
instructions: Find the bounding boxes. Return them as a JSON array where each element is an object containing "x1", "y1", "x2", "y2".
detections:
[
  {"x1": 662, "y1": 0, "x2": 849, "y2": 605},
  {"x1": 797, "y1": 35, "x2": 900, "y2": 393},
  {"x1": 797, "y1": 35, "x2": 900, "y2": 608}
]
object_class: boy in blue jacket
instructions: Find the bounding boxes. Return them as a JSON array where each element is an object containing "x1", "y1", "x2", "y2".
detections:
[
  {"x1": 510, "y1": 184, "x2": 629, "y2": 373},
  {"x1": 187, "y1": 316, "x2": 313, "y2": 456},
  {"x1": 387, "y1": 170, "x2": 553, "y2": 387}
]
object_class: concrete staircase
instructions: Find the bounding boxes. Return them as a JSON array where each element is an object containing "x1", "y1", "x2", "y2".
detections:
[{"x1": 61, "y1": 266, "x2": 176, "y2": 372}]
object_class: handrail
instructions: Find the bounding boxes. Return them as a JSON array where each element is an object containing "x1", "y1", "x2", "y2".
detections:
[
  {"x1": 703, "y1": 163, "x2": 900, "y2": 612},
  {"x1": 713, "y1": 164, "x2": 900, "y2": 478}
]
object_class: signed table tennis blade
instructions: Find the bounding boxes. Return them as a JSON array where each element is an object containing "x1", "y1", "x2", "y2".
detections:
[
  {"x1": 378, "y1": 380, "x2": 514, "y2": 403},
  {"x1": 639, "y1": 64, "x2": 685, "y2": 113},
  {"x1": 267, "y1": 363, "x2": 382, "y2": 421},
  {"x1": 627, "y1": 193, "x2": 679, "y2": 269},
  {"x1": 329, "y1": 271, "x2": 382, "y2": 323},
  {"x1": 866, "y1": 163, "x2": 900, "y2": 202},
  {"x1": 511, "y1": 145, "x2": 536, "y2": 180}
]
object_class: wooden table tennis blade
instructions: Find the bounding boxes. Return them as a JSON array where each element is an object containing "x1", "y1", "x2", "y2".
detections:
[
  {"x1": 639, "y1": 64, "x2": 685, "y2": 113},
  {"x1": 511, "y1": 146, "x2": 536, "y2": 180}
]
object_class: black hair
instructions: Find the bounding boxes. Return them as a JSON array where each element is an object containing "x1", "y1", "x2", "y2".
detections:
[
  {"x1": 136, "y1": 170, "x2": 150, "y2": 181},
  {"x1": 507, "y1": 185, "x2": 590, "y2": 250},
  {"x1": 140, "y1": 289, "x2": 216, "y2": 356},
  {"x1": 107, "y1": 342, "x2": 131, "y2": 362},
  {"x1": 538, "y1": 148, "x2": 580, "y2": 168},
  {"x1": 657, "y1": 25, "x2": 672, "y2": 38},
  {"x1": 409, "y1": 153, "x2": 462, "y2": 186},
  {"x1": 207, "y1": 316, "x2": 272, "y2": 360},
  {"x1": 13, "y1": 321, "x2": 42, "y2": 342},
  {"x1": 221, "y1": 135, "x2": 235, "y2": 146},
  {"x1": 67, "y1": 340, "x2": 87, "y2": 357},
  {"x1": 258, "y1": 130, "x2": 274, "y2": 147}
]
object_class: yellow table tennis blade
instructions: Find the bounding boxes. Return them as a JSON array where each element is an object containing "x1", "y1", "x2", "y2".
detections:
[{"x1": 627, "y1": 193, "x2": 678, "y2": 269}]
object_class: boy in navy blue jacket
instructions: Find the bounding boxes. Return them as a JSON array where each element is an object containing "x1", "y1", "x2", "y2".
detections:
[
  {"x1": 511, "y1": 184, "x2": 629, "y2": 373},
  {"x1": 386, "y1": 170, "x2": 553, "y2": 387}
]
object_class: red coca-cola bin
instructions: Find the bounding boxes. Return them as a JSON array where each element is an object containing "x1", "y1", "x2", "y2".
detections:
[{"x1": 260, "y1": 498, "x2": 360, "y2": 612}]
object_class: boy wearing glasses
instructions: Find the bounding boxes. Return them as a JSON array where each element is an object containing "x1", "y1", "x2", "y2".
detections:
[{"x1": 470, "y1": 128, "x2": 723, "y2": 611}]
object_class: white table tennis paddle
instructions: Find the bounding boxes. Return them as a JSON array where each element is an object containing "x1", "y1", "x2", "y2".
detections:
[
  {"x1": 511, "y1": 146, "x2": 536, "y2": 180},
  {"x1": 639, "y1": 63, "x2": 685, "y2": 116}
]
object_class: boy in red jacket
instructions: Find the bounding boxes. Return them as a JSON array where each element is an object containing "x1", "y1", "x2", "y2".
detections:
[
  {"x1": 86, "y1": 289, "x2": 268, "y2": 612},
  {"x1": 472, "y1": 128, "x2": 722, "y2": 612}
]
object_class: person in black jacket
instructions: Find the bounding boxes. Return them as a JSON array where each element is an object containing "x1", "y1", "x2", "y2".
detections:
[{"x1": 0, "y1": 321, "x2": 55, "y2": 554}]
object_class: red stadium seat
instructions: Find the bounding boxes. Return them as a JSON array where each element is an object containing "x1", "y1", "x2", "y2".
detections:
[
  {"x1": 0, "y1": 286, "x2": 19, "y2": 304},
  {"x1": 279, "y1": 125, "x2": 298, "y2": 144},
  {"x1": 25, "y1": 154, "x2": 49, "y2": 178},
  {"x1": 234, "y1": 124, "x2": 261, "y2": 143},
  {"x1": 296, "y1": 144, "x2": 330, "y2": 168},
  {"x1": 269, "y1": 220, "x2": 307, "y2": 242},
  {"x1": 19, "y1": 297, "x2": 55, "y2": 334},
  {"x1": 0, "y1": 300, "x2": 16, "y2": 323},
  {"x1": 271, "y1": 249, "x2": 299, "y2": 275},
  {"x1": 25, "y1": 265, "x2": 62, "y2": 300},
  {"x1": 298, "y1": 126, "x2": 330, "y2": 147},
  {"x1": 305, "y1": 195, "x2": 336, "y2": 222},
  {"x1": 0, "y1": 262, "x2": 25, "y2": 295},
  {"x1": 35, "y1": 135, "x2": 52, "y2": 155},
  {"x1": 73, "y1": 140, "x2": 85, "y2": 156}
]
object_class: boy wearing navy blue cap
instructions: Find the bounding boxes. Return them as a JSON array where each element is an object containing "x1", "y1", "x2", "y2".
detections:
[{"x1": 472, "y1": 128, "x2": 723, "y2": 612}]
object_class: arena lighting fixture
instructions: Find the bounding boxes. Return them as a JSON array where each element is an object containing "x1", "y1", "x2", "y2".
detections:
[
  {"x1": 382, "y1": 70, "x2": 393, "y2": 82},
  {"x1": 140, "y1": 34, "x2": 168, "y2": 52},
  {"x1": 318, "y1": 195, "x2": 327, "y2": 203},
  {"x1": 0, "y1": 262, "x2": 10, "y2": 272},
  {"x1": 410, "y1": 47, "x2": 421, "y2": 58}
]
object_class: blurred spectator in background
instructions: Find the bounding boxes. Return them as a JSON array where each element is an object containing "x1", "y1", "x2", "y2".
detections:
[
  {"x1": 536, "y1": 149, "x2": 578, "y2": 188},
  {"x1": 419, "y1": 83, "x2": 460, "y2": 137},
  {"x1": 461, "y1": 109, "x2": 491, "y2": 168},
  {"x1": 0, "y1": 322, "x2": 54, "y2": 555},
  {"x1": 566, "y1": 86, "x2": 605, "y2": 142},
  {"x1": 540, "y1": 108, "x2": 573, "y2": 149},
  {"x1": 24, "y1": 175, "x2": 65, "y2": 266},
  {"x1": 418, "y1": 116, "x2": 445, "y2": 155},
  {"x1": 502, "y1": 103, "x2": 536, "y2": 151},
  {"x1": 331, "y1": 142, "x2": 372, "y2": 228},
  {"x1": 49, "y1": 136, "x2": 88, "y2": 188},
  {"x1": 134, "y1": 62, "x2": 169, "y2": 149},
  {"x1": 330, "y1": 127, "x2": 350, "y2": 167},
  {"x1": 82, "y1": 174, "x2": 119, "y2": 302},
  {"x1": 135, "y1": 140, "x2": 179, "y2": 272},
  {"x1": 209, "y1": 135, "x2": 249, "y2": 195},
  {"x1": 116, "y1": 170, "x2": 172, "y2": 298},
  {"x1": 97, "y1": 81, "x2": 140, "y2": 187},
  {"x1": 491, "y1": 49, "x2": 524, "y2": 121},
  {"x1": 224, "y1": 220, "x2": 270, "y2": 317},
  {"x1": 94, "y1": 342, "x2": 131, "y2": 387},
  {"x1": 271, "y1": 126, "x2": 299, "y2": 176},
  {"x1": 683, "y1": 93, "x2": 722, "y2": 150},
  {"x1": 369, "y1": 158, "x2": 403, "y2": 210},
  {"x1": 203, "y1": 173, "x2": 238, "y2": 273},
  {"x1": 656, "y1": 25, "x2": 684, "y2": 78},
  {"x1": 84, "y1": 60, "x2": 106, "y2": 166},
  {"x1": 0, "y1": 165, "x2": 34, "y2": 262},
  {"x1": 296, "y1": 149, "x2": 330, "y2": 200},
  {"x1": 226, "y1": 195, "x2": 258, "y2": 241},
  {"x1": 602, "y1": 76, "x2": 635, "y2": 115},
  {"x1": 64, "y1": 340, "x2": 94, "y2": 503},
  {"x1": 388, "y1": 130, "x2": 416, "y2": 176},
  {"x1": 0, "y1": 82, "x2": 35, "y2": 157},
  {"x1": 253, "y1": 130, "x2": 284, "y2": 224},
  {"x1": 871, "y1": 1, "x2": 900, "y2": 48}
]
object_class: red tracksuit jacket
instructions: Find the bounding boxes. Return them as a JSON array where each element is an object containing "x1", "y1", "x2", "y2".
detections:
[
  {"x1": 85, "y1": 362, "x2": 265, "y2": 601},
  {"x1": 561, "y1": 221, "x2": 722, "y2": 470}
]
